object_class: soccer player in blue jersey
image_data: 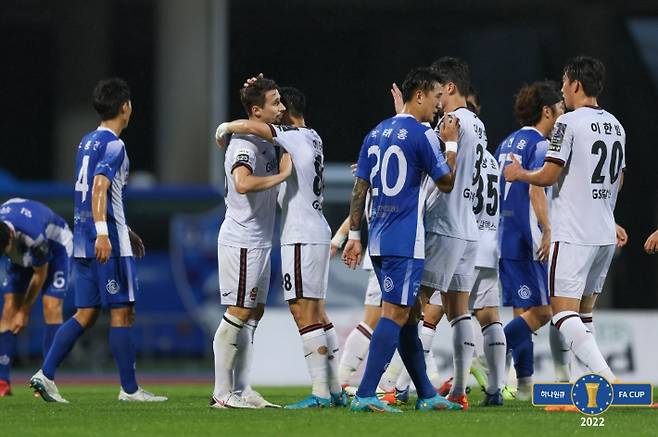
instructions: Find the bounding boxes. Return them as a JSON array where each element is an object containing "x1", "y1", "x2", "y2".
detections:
[
  {"x1": 342, "y1": 67, "x2": 462, "y2": 413},
  {"x1": 495, "y1": 81, "x2": 564, "y2": 400},
  {"x1": 30, "y1": 78, "x2": 167, "y2": 403},
  {"x1": 0, "y1": 199, "x2": 72, "y2": 396}
]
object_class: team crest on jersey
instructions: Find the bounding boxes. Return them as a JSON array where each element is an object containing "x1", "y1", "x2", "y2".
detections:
[
  {"x1": 517, "y1": 285, "x2": 531, "y2": 300},
  {"x1": 549, "y1": 122, "x2": 567, "y2": 152},
  {"x1": 383, "y1": 276, "x2": 394, "y2": 293},
  {"x1": 236, "y1": 153, "x2": 250, "y2": 163},
  {"x1": 106, "y1": 279, "x2": 120, "y2": 295}
]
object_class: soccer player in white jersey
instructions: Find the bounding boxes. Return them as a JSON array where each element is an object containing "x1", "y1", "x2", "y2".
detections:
[
  {"x1": 504, "y1": 57, "x2": 625, "y2": 399},
  {"x1": 420, "y1": 57, "x2": 484, "y2": 409},
  {"x1": 30, "y1": 78, "x2": 166, "y2": 403},
  {"x1": 216, "y1": 86, "x2": 346, "y2": 408},
  {"x1": 211, "y1": 77, "x2": 292, "y2": 409}
]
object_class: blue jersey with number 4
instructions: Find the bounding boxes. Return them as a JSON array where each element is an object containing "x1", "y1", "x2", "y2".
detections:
[
  {"x1": 355, "y1": 114, "x2": 450, "y2": 259},
  {"x1": 73, "y1": 127, "x2": 132, "y2": 259}
]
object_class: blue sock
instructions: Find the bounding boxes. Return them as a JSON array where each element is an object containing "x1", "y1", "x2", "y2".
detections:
[
  {"x1": 356, "y1": 317, "x2": 400, "y2": 398},
  {"x1": 398, "y1": 324, "x2": 435, "y2": 399},
  {"x1": 43, "y1": 318, "x2": 84, "y2": 380},
  {"x1": 504, "y1": 316, "x2": 534, "y2": 378},
  {"x1": 109, "y1": 327, "x2": 138, "y2": 394},
  {"x1": 0, "y1": 331, "x2": 18, "y2": 382},
  {"x1": 42, "y1": 324, "x2": 62, "y2": 358}
]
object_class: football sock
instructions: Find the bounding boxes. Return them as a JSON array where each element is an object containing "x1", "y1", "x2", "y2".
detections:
[
  {"x1": 419, "y1": 321, "x2": 441, "y2": 387},
  {"x1": 580, "y1": 312, "x2": 595, "y2": 337},
  {"x1": 549, "y1": 322, "x2": 571, "y2": 382},
  {"x1": 398, "y1": 324, "x2": 435, "y2": 399},
  {"x1": 323, "y1": 323, "x2": 342, "y2": 394},
  {"x1": 504, "y1": 315, "x2": 534, "y2": 379},
  {"x1": 42, "y1": 318, "x2": 84, "y2": 380},
  {"x1": 338, "y1": 322, "x2": 371, "y2": 386},
  {"x1": 109, "y1": 327, "x2": 139, "y2": 394},
  {"x1": 472, "y1": 316, "x2": 485, "y2": 357},
  {"x1": 234, "y1": 319, "x2": 257, "y2": 392},
  {"x1": 380, "y1": 350, "x2": 404, "y2": 392},
  {"x1": 356, "y1": 317, "x2": 400, "y2": 398},
  {"x1": 42, "y1": 323, "x2": 61, "y2": 358},
  {"x1": 213, "y1": 313, "x2": 243, "y2": 397},
  {"x1": 299, "y1": 324, "x2": 330, "y2": 399},
  {"x1": 450, "y1": 314, "x2": 475, "y2": 396},
  {"x1": 0, "y1": 331, "x2": 17, "y2": 382},
  {"x1": 482, "y1": 321, "x2": 506, "y2": 393},
  {"x1": 553, "y1": 311, "x2": 615, "y2": 380}
]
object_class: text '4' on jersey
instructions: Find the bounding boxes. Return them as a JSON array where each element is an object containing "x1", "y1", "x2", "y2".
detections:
[{"x1": 355, "y1": 114, "x2": 451, "y2": 259}]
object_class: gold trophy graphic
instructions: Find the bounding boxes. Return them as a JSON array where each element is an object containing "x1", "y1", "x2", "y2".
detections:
[{"x1": 585, "y1": 383, "x2": 599, "y2": 409}]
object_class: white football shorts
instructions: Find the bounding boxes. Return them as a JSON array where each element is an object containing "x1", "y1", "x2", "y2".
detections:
[
  {"x1": 364, "y1": 270, "x2": 382, "y2": 306},
  {"x1": 469, "y1": 267, "x2": 500, "y2": 310},
  {"x1": 548, "y1": 242, "x2": 615, "y2": 299},
  {"x1": 218, "y1": 244, "x2": 271, "y2": 308},
  {"x1": 281, "y1": 243, "x2": 330, "y2": 301},
  {"x1": 422, "y1": 233, "x2": 478, "y2": 293}
]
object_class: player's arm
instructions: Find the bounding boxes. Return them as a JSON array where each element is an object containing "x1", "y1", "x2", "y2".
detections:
[
  {"x1": 330, "y1": 216, "x2": 350, "y2": 259},
  {"x1": 215, "y1": 120, "x2": 274, "y2": 148},
  {"x1": 615, "y1": 223, "x2": 628, "y2": 248},
  {"x1": 11, "y1": 262, "x2": 48, "y2": 334},
  {"x1": 431, "y1": 116, "x2": 459, "y2": 192},
  {"x1": 92, "y1": 174, "x2": 112, "y2": 264},
  {"x1": 128, "y1": 227, "x2": 145, "y2": 259},
  {"x1": 233, "y1": 153, "x2": 292, "y2": 194},
  {"x1": 529, "y1": 186, "x2": 551, "y2": 262},
  {"x1": 342, "y1": 177, "x2": 369, "y2": 270},
  {"x1": 503, "y1": 157, "x2": 563, "y2": 187}
]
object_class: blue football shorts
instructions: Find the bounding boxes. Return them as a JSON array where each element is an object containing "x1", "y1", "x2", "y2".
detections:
[
  {"x1": 499, "y1": 258, "x2": 549, "y2": 308},
  {"x1": 74, "y1": 256, "x2": 138, "y2": 308},
  {"x1": 370, "y1": 256, "x2": 423, "y2": 307}
]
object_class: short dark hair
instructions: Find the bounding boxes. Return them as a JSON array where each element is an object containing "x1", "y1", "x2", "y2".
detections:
[
  {"x1": 514, "y1": 80, "x2": 563, "y2": 126},
  {"x1": 430, "y1": 57, "x2": 470, "y2": 96},
  {"x1": 93, "y1": 78, "x2": 131, "y2": 120},
  {"x1": 0, "y1": 222, "x2": 10, "y2": 254},
  {"x1": 279, "y1": 86, "x2": 306, "y2": 118},
  {"x1": 240, "y1": 77, "x2": 279, "y2": 116},
  {"x1": 563, "y1": 56, "x2": 606, "y2": 97},
  {"x1": 400, "y1": 67, "x2": 442, "y2": 102}
]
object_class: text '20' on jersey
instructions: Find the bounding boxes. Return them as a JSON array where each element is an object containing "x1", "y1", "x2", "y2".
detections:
[
  {"x1": 270, "y1": 124, "x2": 331, "y2": 245},
  {"x1": 73, "y1": 127, "x2": 132, "y2": 259},
  {"x1": 355, "y1": 114, "x2": 451, "y2": 259}
]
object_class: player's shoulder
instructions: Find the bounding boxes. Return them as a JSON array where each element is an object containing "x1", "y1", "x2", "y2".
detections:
[{"x1": 228, "y1": 134, "x2": 261, "y2": 151}]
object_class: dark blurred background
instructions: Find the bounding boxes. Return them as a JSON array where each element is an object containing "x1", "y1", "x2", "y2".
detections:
[{"x1": 1, "y1": 0, "x2": 657, "y2": 372}]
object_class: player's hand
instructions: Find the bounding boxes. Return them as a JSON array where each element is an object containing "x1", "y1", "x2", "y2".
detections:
[
  {"x1": 128, "y1": 228, "x2": 146, "y2": 259},
  {"x1": 439, "y1": 115, "x2": 460, "y2": 143},
  {"x1": 341, "y1": 239, "x2": 362, "y2": 270},
  {"x1": 279, "y1": 153, "x2": 293, "y2": 178},
  {"x1": 330, "y1": 243, "x2": 339, "y2": 259},
  {"x1": 503, "y1": 154, "x2": 524, "y2": 182},
  {"x1": 615, "y1": 224, "x2": 628, "y2": 248},
  {"x1": 95, "y1": 235, "x2": 112, "y2": 264},
  {"x1": 243, "y1": 73, "x2": 263, "y2": 88},
  {"x1": 644, "y1": 228, "x2": 658, "y2": 254},
  {"x1": 537, "y1": 230, "x2": 551, "y2": 262},
  {"x1": 215, "y1": 122, "x2": 230, "y2": 148},
  {"x1": 11, "y1": 309, "x2": 29, "y2": 334},
  {"x1": 391, "y1": 82, "x2": 403, "y2": 115},
  {"x1": 350, "y1": 163, "x2": 358, "y2": 176}
]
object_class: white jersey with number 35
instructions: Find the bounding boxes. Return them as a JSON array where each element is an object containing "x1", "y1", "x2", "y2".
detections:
[
  {"x1": 474, "y1": 149, "x2": 500, "y2": 269},
  {"x1": 271, "y1": 124, "x2": 331, "y2": 245},
  {"x1": 545, "y1": 106, "x2": 625, "y2": 245}
]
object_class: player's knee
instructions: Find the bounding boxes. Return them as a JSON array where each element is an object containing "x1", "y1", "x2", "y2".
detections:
[
  {"x1": 42, "y1": 297, "x2": 63, "y2": 323},
  {"x1": 475, "y1": 307, "x2": 499, "y2": 326},
  {"x1": 1, "y1": 294, "x2": 20, "y2": 322},
  {"x1": 110, "y1": 306, "x2": 134, "y2": 327},
  {"x1": 226, "y1": 305, "x2": 252, "y2": 323},
  {"x1": 74, "y1": 307, "x2": 100, "y2": 328}
]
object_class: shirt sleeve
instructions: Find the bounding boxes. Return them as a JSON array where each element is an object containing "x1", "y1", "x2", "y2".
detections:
[
  {"x1": 228, "y1": 140, "x2": 258, "y2": 174},
  {"x1": 545, "y1": 116, "x2": 573, "y2": 166},
  {"x1": 354, "y1": 133, "x2": 372, "y2": 182},
  {"x1": 28, "y1": 234, "x2": 51, "y2": 267},
  {"x1": 94, "y1": 140, "x2": 126, "y2": 180},
  {"x1": 528, "y1": 139, "x2": 549, "y2": 170},
  {"x1": 270, "y1": 124, "x2": 300, "y2": 155},
  {"x1": 420, "y1": 128, "x2": 451, "y2": 182}
]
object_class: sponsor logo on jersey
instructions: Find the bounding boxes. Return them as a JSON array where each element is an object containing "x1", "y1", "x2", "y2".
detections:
[
  {"x1": 412, "y1": 280, "x2": 420, "y2": 297},
  {"x1": 517, "y1": 284, "x2": 531, "y2": 299},
  {"x1": 236, "y1": 153, "x2": 250, "y2": 163},
  {"x1": 549, "y1": 122, "x2": 567, "y2": 152},
  {"x1": 106, "y1": 279, "x2": 120, "y2": 295},
  {"x1": 249, "y1": 287, "x2": 258, "y2": 300},
  {"x1": 383, "y1": 276, "x2": 394, "y2": 293}
]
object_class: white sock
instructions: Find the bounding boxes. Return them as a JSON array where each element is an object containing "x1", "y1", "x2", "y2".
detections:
[
  {"x1": 419, "y1": 322, "x2": 441, "y2": 388},
  {"x1": 472, "y1": 317, "x2": 484, "y2": 357},
  {"x1": 580, "y1": 312, "x2": 595, "y2": 337},
  {"x1": 482, "y1": 321, "x2": 506, "y2": 393},
  {"x1": 300, "y1": 324, "x2": 330, "y2": 399},
  {"x1": 234, "y1": 319, "x2": 257, "y2": 392},
  {"x1": 553, "y1": 311, "x2": 615, "y2": 380},
  {"x1": 339, "y1": 322, "x2": 371, "y2": 386},
  {"x1": 449, "y1": 314, "x2": 475, "y2": 396},
  {"x1": 395, "y1": 367, "x2": 411, "y2": 391},
  {"x1": 324, "y1": 323, "x2": 342, "y2": 394},
  {"x1": 213, "y1": 313, "x2": 243, "y2": 398},
  {"x1": 380, "y1": 351, "x2": 404, "y2": 392},
  {"x1": 549, "y1": 322, "x2": 571, "y2": 382}
]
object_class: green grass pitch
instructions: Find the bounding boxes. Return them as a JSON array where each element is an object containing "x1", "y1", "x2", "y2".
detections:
[{"x1": 2, "y1": 385, "x2": 656, "y2": 436}]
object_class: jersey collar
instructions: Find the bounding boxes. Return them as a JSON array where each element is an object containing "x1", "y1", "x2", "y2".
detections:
[
  {"x1": 520, "y1": 126, "x2": 543, "y2": 137},
  {"x1": 394, "y1": 114, "x2": 415, "y2": 118},
  {"x1": 97, "y1": 126, "x2": 119, "y2": 137}
]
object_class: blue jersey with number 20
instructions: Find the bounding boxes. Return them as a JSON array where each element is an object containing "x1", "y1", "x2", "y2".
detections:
[{"x1": 355, "y1": 114, "x2": 450, "y2": 259}]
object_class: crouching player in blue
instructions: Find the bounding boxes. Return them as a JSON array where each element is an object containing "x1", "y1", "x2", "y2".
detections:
[
  {"x1": 30, "y1": 78, "x2": 167, "y2": 403},
  {"x1": 342, "y1": 67, "x2": 461, "y2": 413},
  {"x1": 0, "y1": 199, "x2": 72, "y2": 396}
]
